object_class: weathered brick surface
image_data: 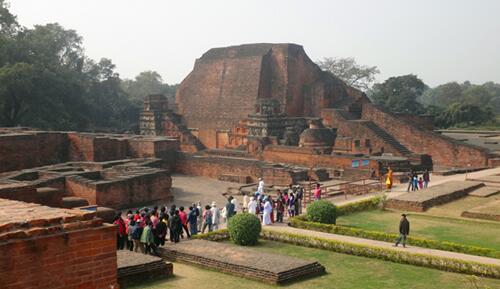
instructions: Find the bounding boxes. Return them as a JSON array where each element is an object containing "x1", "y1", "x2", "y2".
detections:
[
  {"x1": 0, "y1": 198, "x2": 118, "y2": 289},
  {"x1": 175, "y1": 43, "x2": 361, "y2": 149},
  {"x1": 361, "y1": 104, "x2": 492, "y2": 167},
  {"x1": 159, "y1": 239, "x2": 325, "y2": 284},
  {"x1": 385, "y1": 181, "x2": 484, "y2": 211}
]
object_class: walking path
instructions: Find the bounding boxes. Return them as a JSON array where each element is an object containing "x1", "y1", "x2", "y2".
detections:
[{"x1": 264, "y1": 224, "x2": 500, "y2": 266}]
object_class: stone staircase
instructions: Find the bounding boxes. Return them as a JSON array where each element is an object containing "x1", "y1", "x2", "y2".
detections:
[{"x1": 361, "y1": 121, "x2": 412, "y2": 155}]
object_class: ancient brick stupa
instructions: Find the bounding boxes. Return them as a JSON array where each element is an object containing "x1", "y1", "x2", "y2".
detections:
[{"x1": 140, "y1": 43, "x2": 496, "y2": 168}]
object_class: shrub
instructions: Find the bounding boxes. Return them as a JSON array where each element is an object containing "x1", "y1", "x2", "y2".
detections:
[
  {"x1": 337, "y1": 196, "x2": 384, "y2": 216},
  {"x1": 261, "y1": 230, "x2": 500, "y2": 279},
  {"x1": 289, "y1": 217, "x2": 500, "y2": 259},
  {"x1": 228, "y1": 213, "x2": 261, "y2": 246},
  {"x1": 307, "y1": 200, "x2": 337, "y2": 224}
]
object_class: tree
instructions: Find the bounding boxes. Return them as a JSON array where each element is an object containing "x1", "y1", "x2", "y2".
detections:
[
  {"x1": 0, "y1": 63, "x2": 36, "y2": 126},
  {"x1": 371, "y1": 74, "x2": 427, "y2": 113},
  {"x1": 316, "y1": 57, "x2": 379, "y2": 91},
  {"x1": 0, "y1": 0, "x2": 19, "y2": 36},
  {"x1": 437, "y1": 102, "x2": 495, "y2": 128},
  {"x1": 419, "y1": 82, "x2": 463, "y2": 107},
  {"x1": 122, "y1": 71, "x2": 176, "y2": 105}
]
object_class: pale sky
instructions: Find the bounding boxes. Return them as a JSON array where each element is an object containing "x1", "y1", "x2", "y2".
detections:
[{"x1": 9, "y1": 0, "x2": 500, "y2": 86}]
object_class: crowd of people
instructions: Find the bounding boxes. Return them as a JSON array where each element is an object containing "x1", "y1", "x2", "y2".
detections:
[{"x1": 112, "y1": 178, "x2": 307, "y2": 255}]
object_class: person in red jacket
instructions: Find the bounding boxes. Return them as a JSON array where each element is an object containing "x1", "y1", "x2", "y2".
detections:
[
  {"x1": 113, "y1": 212, "x2": 127, "y2": 250},
  {"x1": 178, "y1": 206, "x2": 191, "y2": 238}
]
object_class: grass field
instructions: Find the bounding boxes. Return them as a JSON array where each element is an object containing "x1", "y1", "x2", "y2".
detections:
[
  {"x1": 129, "y1": 240, "x2": 500, "y2": 289},
  {"x1": 336, "y1": 209, "x2": 500, "y2": 251}
]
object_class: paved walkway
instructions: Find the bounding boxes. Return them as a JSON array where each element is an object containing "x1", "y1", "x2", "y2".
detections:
[{"x1": 264, "y1": 224, "x2": 500, "y2": 266}]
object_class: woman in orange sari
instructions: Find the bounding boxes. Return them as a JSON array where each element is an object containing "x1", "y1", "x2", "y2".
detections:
[{"x1": 385, "y1": 167, "x2": 393, "y2": 190}]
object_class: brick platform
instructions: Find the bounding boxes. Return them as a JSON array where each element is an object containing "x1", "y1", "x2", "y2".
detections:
[
  {"x1": 117, "y1": 250, "x2": 173, "y2": 287},
  {"x1": 468, "y1": 186, "x2": 500, "y2": 197},
  {"x1": 0, "y1": 198, "x2": 118, "y2": 289},
  {"x1": 461, "y1": 200, "x2": 500, "y2": 221},
  {"x1": 159, "y1": 239, "x2": 325, "y2": 284},
  {"x1": 385, "y1": 181, "x2": 484, "y2": 212}
]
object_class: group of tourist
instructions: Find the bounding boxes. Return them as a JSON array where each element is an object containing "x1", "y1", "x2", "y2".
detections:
[
  {"x1": 112, "y1": 179, "x2": 314, "y2": 254},
  {"x1": 384, "y1": 167, "x2": 431, "y2": 191},
  {"x1": 244, "y1": 179, "x2": 305, "y2": 226},
  {"x1": 406, "y1": 170, "x2": 430, "y2": 191},
  {"x1": 112, "y1": 197, "x2": 239, "y2": 255}
]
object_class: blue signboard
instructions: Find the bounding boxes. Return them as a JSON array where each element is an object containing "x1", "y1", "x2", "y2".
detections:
[{"x1": 352, "y1": 160, "x2": 360, "y2": 168}]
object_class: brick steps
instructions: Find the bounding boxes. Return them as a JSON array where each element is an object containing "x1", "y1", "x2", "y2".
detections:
[{"x1": 361, "y1": 121, "x2": 412, "y2": 155}]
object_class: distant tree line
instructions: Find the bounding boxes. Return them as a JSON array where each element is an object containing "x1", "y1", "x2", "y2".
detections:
[
  {"x1": 0, "y1": 1, "x2": 176, "y2": 132},
  {"x1": 318, "y1": 57, "x2": 499, "y2": 129}
]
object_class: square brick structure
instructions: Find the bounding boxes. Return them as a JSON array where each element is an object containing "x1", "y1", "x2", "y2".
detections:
[{"x1": 0, "y1": 198, "x2": 118, "y2": 289}]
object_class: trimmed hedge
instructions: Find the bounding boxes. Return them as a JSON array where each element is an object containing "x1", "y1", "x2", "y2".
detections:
[
  {"x1": 306, "y1": 200, "x2": 337, "y2": 224},
  {"x1": 261, "y1": 230, "x2": 500, "y2": 279},
  {"x1": 337, "y1": 196, "x2": 384, "y2": 216},
  {"x1": 228, "y1": 213, "x2": 262, "y2": 246},
  {"x1": 290, "y1": 216, "x2": 500, "y2": 259},
  {"x1": 192, "y1": 229, "x2": 229, "y2": 241}
]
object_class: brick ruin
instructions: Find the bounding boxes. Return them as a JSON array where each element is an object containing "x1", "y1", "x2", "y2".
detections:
[
  {"x1": 139, "y1": 43, "x2": 500, "y2": 184},
  {"x1": 0, "y1": 128, "x2": 178, "y2": 210},
  {"x1": 0, "y1": 198, "x2": 118, "y2": 289}
]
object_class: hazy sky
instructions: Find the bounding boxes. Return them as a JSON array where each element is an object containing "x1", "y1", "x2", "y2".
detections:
[{"x1": 9, "y1": 0, "x2": 500, "y2": 86}]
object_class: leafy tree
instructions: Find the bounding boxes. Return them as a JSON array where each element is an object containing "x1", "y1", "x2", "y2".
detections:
[
  {"x1": 316, "y1": 57, "x2": 379, "y2": 91},
  {"x1": 0, "y1": 0, "x2": 18, "y2": 36},
  {"x1": 436, "y1": 102, "x2": 495, "y2": 128},
  {"x1": 419, "y1": 82, "x2": 463, "y2": 107},
  {"x1": 122, "y1": 71, "x2": 177, "y2": 106},
  {"x1": 0, "y1": 63, "x2": 36, "y2": 126},
  {"x1": 371, "y1": 74, "x2": 427, "y2": 113}
]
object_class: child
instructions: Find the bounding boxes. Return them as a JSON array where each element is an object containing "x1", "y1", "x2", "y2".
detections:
[{"x1": 418, "y1": 177, "x2": 424, "y2": 190}]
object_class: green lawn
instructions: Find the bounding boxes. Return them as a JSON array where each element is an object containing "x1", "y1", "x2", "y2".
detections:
[
  {"x1": 336, "y1": 210, "x2": 500, "y2": 251},
  {"x1": 129, "y1": 240, "x2": 500, "y2": 289}
]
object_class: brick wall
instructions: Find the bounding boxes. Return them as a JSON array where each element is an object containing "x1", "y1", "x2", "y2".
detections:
[
  {"x1": 176, "y1": 153, "x2": 263, "y2": 183},
  {"x1": 262, "y1": 145, "x2": 379, "y2": 173},
  {"x1": 0, "y1": 199, "x2": 118, "y2": 289},
  {"x1": 0, "y1": 225, "x2": 118, "y2": 289},
  {"x1": 0, "y1": 132, "x2": 68, "y2": 173},
  {"x1": 361, "y1": 104, "x2": 491, "y2": 167}
]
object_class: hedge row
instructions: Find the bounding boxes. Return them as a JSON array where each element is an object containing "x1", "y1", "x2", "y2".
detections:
[
  {"x1": 261, "y1": 230, "x2": 500, "y2": 279},
  {"x1": 290, "y1": 217, "x2": 500, "y2": 259},
  {"x1": 336, "y1": 196, "x2": 384, "y2": 216},
  {"x1": 191, "y1": 229, "x2": 229, "y2": 241}
]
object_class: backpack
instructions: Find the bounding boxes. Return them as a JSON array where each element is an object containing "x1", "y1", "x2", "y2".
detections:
[{"x1": 131, "y1": 226, "x2": 143, "y2": 240}]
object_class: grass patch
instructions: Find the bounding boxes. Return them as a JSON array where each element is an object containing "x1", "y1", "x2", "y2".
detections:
[
  {"x1": 336, "y1": 210, "x2": 500, "y2": 251},
  {"x1": 128, "y1": 240, "x2": 500, "y2": 289}
]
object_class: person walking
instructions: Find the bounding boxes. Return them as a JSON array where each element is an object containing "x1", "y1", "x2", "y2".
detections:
[
  {"x1": 385, "y1": 167, "x2": 393, "y2": 191},
  {"x1": 196, "y1": 201, "x2": 203, "y2": 233},
  {"x1": 155, "y1": 215, "x2": 167, "y2": 247},
  {"x1": 211, "y1": 202, "x2": 221, "y2": 231},
  {"x1": 247, "y1": 196, "x2": 257, "y2": 214},
  {"x1": 296, "y1": 186, "x2": 303, "y2": 214},
  {"x1": 187, "y1": 206, "x2": 198, "y2": 236},
  {"x1": 394, "y1": 214, "x2": 410, "y2": 248},
  {"x1": 225, "y1": 196, "x2": 236, "y2": 223},
  {"x1": 276, "y1": 192, "x2": 285, "y2": 223},
  {"x1": 169, "y1": 210, "x2": 182, "y2": 243},
  {"x1": 423, "y1": 170, "x2": 430, "y2": 188},
  {"x1": 262, "y1": 197, "x2": 272, "y2": 225},
  {"x1": 406, "y1": 171, "x2": 413, "y2": 192},
  {"x1": 179, "y1": 206, "x2": 191, "y2": 238},
  {"x1": 129, "y1": 220, "x2": 142, "y2": 253},
  {"x1": 113, "y1": 213, "x2": 126, "y2": 250},
  {"x1": 412, "y1": 173, "x2": 419, "y2": 191},
  {"x1": 202, "y1": 205, "x2": 213, "y2": 233},
  {"x1": 140, "y1": 220, "x2": 155, "y2": 254},
  {"x1": 313, "y1": 183, "x2": 322, "y2": 200}
]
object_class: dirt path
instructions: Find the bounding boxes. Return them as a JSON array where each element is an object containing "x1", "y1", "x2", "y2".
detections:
[{"x1": 264, "y1": 224, "x2": 500, "y2": 266}]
